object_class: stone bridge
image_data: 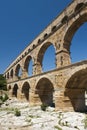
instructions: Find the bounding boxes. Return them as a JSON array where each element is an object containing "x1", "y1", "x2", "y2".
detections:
[{"x1": 4, "y1": 0, "x2": 87, "y2": 112}]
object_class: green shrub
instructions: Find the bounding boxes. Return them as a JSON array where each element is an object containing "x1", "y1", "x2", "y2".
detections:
[
  {"x1": 2, "y1": 93, "x2": 8, "y2": 102},
  {"x1": 0, "y1": 96, "x2": 3, "y2": 100},
  {"x1": 54, "y1": 125, "x2": 62, "y2": 130},
  {"x1": 83, "y1": 116, "x2": 87, "y2": 129},
  {"x1": 0, "y1": 99, "x2": 3, "y2": 106},
  {"x1": 41, "y1": 103, "x2": 48, "y2": 111},
  {"x1": 14, "y1": 108, "x2": 21, "y2": 116},
  {"x1": 0, "y1": 93, "x2": 8, "y2": 102}
]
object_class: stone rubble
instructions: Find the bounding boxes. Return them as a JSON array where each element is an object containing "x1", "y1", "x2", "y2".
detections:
[{"x1": 0, "y1": 98, "x2": 86, "y2": 130}]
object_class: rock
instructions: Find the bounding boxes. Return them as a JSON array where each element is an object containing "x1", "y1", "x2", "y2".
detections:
[{"x1": 0, "y1": 99, "x2": 86, "y2": 130}]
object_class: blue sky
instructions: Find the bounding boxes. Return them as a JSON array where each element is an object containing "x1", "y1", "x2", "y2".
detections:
[{"x1": 0, "y1": 0, "x2": 87, "y2": 74}]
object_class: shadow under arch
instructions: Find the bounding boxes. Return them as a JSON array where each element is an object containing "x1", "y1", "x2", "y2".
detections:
[
  {"x1": 65, "y1": 69, "x2": 87, "y2": 112},
  {"x1": 8, "y1": 85, "x2": 11, "y2": 91},
  {"x1": 10, "y1": 69, "x2": 13, "y2": 78},
  {"x1": 37, "y1": 42, "x2": 56, "y2": 72},
  {"x1": 36, "y1": 77, "x2": 55, "y2": 107},
  {"x1": 12, "y1": 84, "x2": 18, "y2": 97},
  {"x1": 7, "y1": 72, "x2": 9, "y2": 79},
  {"x1": 22, "y1": 82, "x2": 30, "y2": 101}
]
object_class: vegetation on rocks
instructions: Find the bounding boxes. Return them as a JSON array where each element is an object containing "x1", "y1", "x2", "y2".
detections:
[
  {"x1": 14, "y1": 108, "x2": 21, "y2": 116},
  {"x1": 0, "y1": 93, "x2": 9, "y2": 106},
  {"x1": 0, "y1": 74, "x2": 7, "y2": 90},
  {"x1": 41, "y1": 103, "x2": 48, "y2": 111},
  {"x1": 83, "y1": 115, "x2": 87, "y2": 129}
]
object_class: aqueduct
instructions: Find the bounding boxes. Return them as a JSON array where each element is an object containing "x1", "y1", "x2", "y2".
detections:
[{"x1": 4, "y1": 0, "x2": 87, "y2": 112}]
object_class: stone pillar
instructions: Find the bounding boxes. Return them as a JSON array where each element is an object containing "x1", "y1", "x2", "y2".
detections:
[
  {"x1": 55, "y1": 89, "x2": 74, "y2": 111},
  {"x1": 8, "y1": 88, "x2": 13, "y2": 98},
  {"x1": 13, "y1": 73, "x2": 18, "y2": 81},
  {"x1": 56, "y1": 50, "x2": 71, "y2": 68},
  {"x1": 55, "y1": 40, "x2": 71, "y2": 68},
  {"x1": 21, "y1": 68, "x2": 28, "y2": 79},
  {"x1": 29, "y1": 89, "x2": 42, "y2": 106},
  {"x1": 17, "y1": 88, "x2": 22, "y2": 100},
  {"x1": 9, "y1": 77, "x2": 13, "y2": 82},
  {"x1": 33, "y1": 62, "x2": 42, "y2": 75}
]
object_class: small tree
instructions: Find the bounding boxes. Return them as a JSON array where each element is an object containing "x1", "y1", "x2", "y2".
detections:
[{"x1": 0, "y1": 74, "x2": 7, "y2": 90}]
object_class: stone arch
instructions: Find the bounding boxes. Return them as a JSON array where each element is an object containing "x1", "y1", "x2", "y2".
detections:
[
  {"x1": 35, "y1": 77, "x2": 54, "y2": 106},
  {"x1": 7, "y1": 72, "x2": 9, "y2": 79},
  {"x1": 33, "y1": 44, "x2": 35, "y2": 49},
  {"x1": 51, "y1": 25, "x2": 57, "y2": 32},
  {"x1": 75, "y1": 2, "x2": 84, "y2": 13},
  {"x1": 66, "y1": 68, "x2": 87, "y2": 89},
  {"x1": 12, "y1": 84, "x2": 18, "y2": 97},
  {"x1": 24, "y1": 55, "x2": 33, "y2": 76},
  {"x1": 65, "y1": 68, "x2": 87, "y2": 112},
  {"x1": 64, "y1": 12, "x2": 87, "y2": 59},
  {"x1": 37, "y1": 42, "x2": 56, "y2": 72},
  {"x1": 8, "y1": 85, "x2": 11, "y2": 90},
  {"x1": 4, "y1": 74, "x2": 6, "y2": 79},
  {"x1": 10, "y1": 69, "x2": 13, "y2": 78},
  {"x1": 21, "y1": 82, "x2": 30, "y2": 101},
  {"x1": 61, "y1": 15, "x2": 68, "y2": 24},
  {"x1": 43, "y1": 33, "x2": 48, "y2": 39},
  {"x1": 38, "y1": 39, "x2": 41, "y2": 44},
  {"x1": 15, "y1": 64, "x2": 22, "y2": 78}
]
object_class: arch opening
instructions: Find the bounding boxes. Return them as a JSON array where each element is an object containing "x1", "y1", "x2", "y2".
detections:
[
  {"x1": 24, "y1": 56, "x2": 33, "y2": 76},
  {"x1": 12, "y1": 84, "x2": 18, "y2": 97},
  {"x1": 8, "y1": 85, "x2": 11, "y2": 91},
  {"x1": 64, "y1": 14, "x2": 87, "y2": 63},
  {"x1": 15, "y1": 64, "x2": 22, "y2": 79},
  {"x1": 10, "y1": 69, "x2": 13, "y2": 78},
  {"x1": 38, "y1": 43, "x2": 56, "y2": 73},
  {"x1": 61, "y1": 15, "x2": 68, "y2": 24},
  {"x1": 75, "y1": 3, "x2": 84, "y2": 13},
  {"x1": 71, "y1": 22, "x2": 87, "y2": 63},
  {"x1": 36, "y1": 78, "x2": 54, "y2": 107},
  {"x1": 65, "y1": 69, "x2": 87, "y2": 112},
  {"x1": 22, "y1": 82, "x2": 30, "y2": 101},
  {"x1": 7, "y1": 72, "x2": 9, "y2": 79}
]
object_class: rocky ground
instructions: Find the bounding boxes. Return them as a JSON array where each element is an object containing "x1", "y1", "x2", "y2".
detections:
[{"x1": 0, "y1": 98, "x2": 87, "y2": 130}]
